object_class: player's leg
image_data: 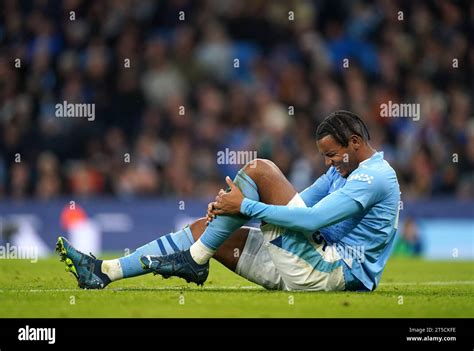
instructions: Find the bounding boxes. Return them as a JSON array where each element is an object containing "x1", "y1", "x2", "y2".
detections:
[
  {"x1": 101, "y1": 226, "x2": 195, "y2": 280},
  {"x1": 142, "y1": 159, "x2": 298, "y2": 285},
  {"x1": 197, "y1": 159, "x2": 296, "y2": 270},
  {"x1": 106, "y1": 216, "x2": 248, "y2": 282},
  {"x1": 181, "y1": 160, "x2": 297, "y2": 290},
  {"x1": 188, "y1": 218, "x2": 248, "y2": 271},
  {"x1": 56, "y1": 158, "x2": 295, "y2": 289},
  {"x1": 56, "y1": 224, "x2": 197, "y2": 289},
  {"x1": 57, "y1": 215, "x2": 254, "y2": 289},
  {"x1": 189, "y1": 219, "x2": 286, "y2": 290},
  {"x1": 190, "y1": 158, "x2": 296, "y2": 264}
]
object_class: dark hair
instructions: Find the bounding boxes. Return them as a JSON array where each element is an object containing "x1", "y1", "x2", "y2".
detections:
[{"x1": 316, "y1": 110, "x2": 371, "y2": 147}]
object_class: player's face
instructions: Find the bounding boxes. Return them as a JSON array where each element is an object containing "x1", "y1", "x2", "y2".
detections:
[{"x1": 317, "y1": 135, "x2": 359, "y2": 178}]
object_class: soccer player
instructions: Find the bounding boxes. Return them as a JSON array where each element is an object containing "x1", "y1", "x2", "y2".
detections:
[{"x1": 57, "y1": 111, "x2": 400, "y2": 291}]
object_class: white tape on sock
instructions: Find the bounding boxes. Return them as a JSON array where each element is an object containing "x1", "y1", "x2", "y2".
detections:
[
  {"x1": 189, "y1": 239, "x2": 215, "y2": 265},
  {"x1": 101, "y1": 259, "x2": 123, "y2": 281}
]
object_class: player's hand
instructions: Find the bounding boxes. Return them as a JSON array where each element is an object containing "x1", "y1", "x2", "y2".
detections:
[
  {"x1": 206, "y1": 188, "x2": 226, "y2": 225},
  {"x1": 206, "y1": 201, "x2": 217, "y2": 225},
  {"x1": 211, "y1": 176, "x2": 244, "y2": 217},
  {"x1": 205, "y1": 188, "x2": 228, "y2": 225}
]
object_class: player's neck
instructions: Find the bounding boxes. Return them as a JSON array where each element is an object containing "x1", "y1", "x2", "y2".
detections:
[{"x1": 358, "y1": 145, "x2": 376, "y2": 164}]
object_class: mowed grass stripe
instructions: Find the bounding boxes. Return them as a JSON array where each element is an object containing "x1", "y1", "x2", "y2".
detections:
[{"x1": 0, "y1": 257, "x2": 472, "y2": 317}]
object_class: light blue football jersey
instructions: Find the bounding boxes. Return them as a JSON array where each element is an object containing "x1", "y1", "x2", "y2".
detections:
[{"x1": 300, "y1": 151, "x2": 400, "y2": 290}]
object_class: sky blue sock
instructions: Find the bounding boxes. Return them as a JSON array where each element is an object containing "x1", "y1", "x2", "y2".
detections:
[
  {"x1": 200, "y1": 169, "x2": 260, "y2": 250},
  {"x1": 119, "y1": 226, "x2": 195, "y2": 278}
]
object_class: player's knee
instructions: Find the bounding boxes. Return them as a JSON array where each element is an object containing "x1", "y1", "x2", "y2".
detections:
[{"x1": 242, "y1": 158, "x2": 277, "y2": 178}]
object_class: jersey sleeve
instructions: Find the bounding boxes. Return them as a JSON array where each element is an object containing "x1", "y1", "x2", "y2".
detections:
[
  {"x1": 299, "y1": 167, "x2": 334, "y2": 206},
  {"x1": 240, "y1": 190, "x2": 362, "y2": 233}
]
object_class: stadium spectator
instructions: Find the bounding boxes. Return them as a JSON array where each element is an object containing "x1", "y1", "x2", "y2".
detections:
[{"x1": 0, "y1": 0, "x2": 471, "y2": 201}]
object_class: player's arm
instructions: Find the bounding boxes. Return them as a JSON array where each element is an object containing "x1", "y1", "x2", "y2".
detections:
[
  {"x1": 208, "y1": 170, "x2": 333, "y2": 223},
  {"x1": 240, "y1": 190, "x2": 361, "y2": 233},
  {"x1": 299, "y1": 167, "x2": 333, "y2": 207},
  {"x1": 209, "y1": 176, "x2": 361, "y2": 233},
  {"x1": 211, "y1": 170, "x2": 385, "y2": 234},
  {"x1": 239, "y1": 170, "x2": 386, "y2": 233}
]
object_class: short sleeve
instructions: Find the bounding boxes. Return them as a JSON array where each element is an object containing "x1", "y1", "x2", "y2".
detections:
[{"x1": 339, "y1": 170, "x2": 386, "y2": 209}]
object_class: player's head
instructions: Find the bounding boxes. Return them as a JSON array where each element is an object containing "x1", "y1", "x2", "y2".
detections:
[{"x1": 316, "y1": 110, "x2": 371, "y2": 178}]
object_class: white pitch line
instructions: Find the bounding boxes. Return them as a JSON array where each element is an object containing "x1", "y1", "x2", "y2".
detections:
[
  {"x1": 380, "y1": 281, "x2": 474, "y2": 286},
  {"x1": 0, "y1": 286, "x2": 262, "y2": 293},
  {"x1": 0, "y1": 281, "x2": 473, "y2": 293}
]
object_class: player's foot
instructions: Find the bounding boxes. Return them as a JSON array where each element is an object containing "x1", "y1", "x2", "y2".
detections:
[
  {"x1": 55, "y1": 236, "x2": 110, "y2": 289},
  {"x1": 140, "y1": 250, "x2": 209, "y2": 286}
]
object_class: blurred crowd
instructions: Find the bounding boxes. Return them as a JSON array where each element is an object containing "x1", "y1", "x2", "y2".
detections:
[{"x1": 0, "y1": 0, "x2": 472, "y2": 201}]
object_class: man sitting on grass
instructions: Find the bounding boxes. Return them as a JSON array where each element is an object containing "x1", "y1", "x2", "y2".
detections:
[{"x1": 56, "y1": 110, "x2": 400, "y2": 292}]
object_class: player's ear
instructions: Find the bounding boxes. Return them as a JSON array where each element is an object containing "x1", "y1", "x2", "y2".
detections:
[
  {"x1": 349, "y1": 134, "x2": 364, "y2": 151},
  {"x1": 349, "y1": 134, "x2": 361, "y2": 150}
]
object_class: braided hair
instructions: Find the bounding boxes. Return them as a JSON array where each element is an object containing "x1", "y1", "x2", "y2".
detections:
[{"x1": 316, "y1": 110, "x2": 371, "y2": 147}]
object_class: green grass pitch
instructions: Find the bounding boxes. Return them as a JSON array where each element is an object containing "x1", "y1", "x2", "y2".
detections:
[{"x1": 0, "y1": 256, "x2": 473, "y2": 318}]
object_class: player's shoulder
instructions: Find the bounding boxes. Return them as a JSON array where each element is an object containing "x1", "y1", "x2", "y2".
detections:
[
  {"x1": 356, "y1": 151, "x2": 395, "y2": 175},
  {"x1": 348, "y1": 152, "x2": 398, "y2": 188}
]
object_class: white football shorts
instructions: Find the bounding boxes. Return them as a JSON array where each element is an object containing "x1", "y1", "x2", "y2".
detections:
[{"x1": 235, "y1": 193, "x2": 347, "y2": 291}]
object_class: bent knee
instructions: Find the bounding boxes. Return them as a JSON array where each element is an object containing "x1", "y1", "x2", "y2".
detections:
[{"x1": 243, "y1": 158, "x2": 278, "y2": 176}]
